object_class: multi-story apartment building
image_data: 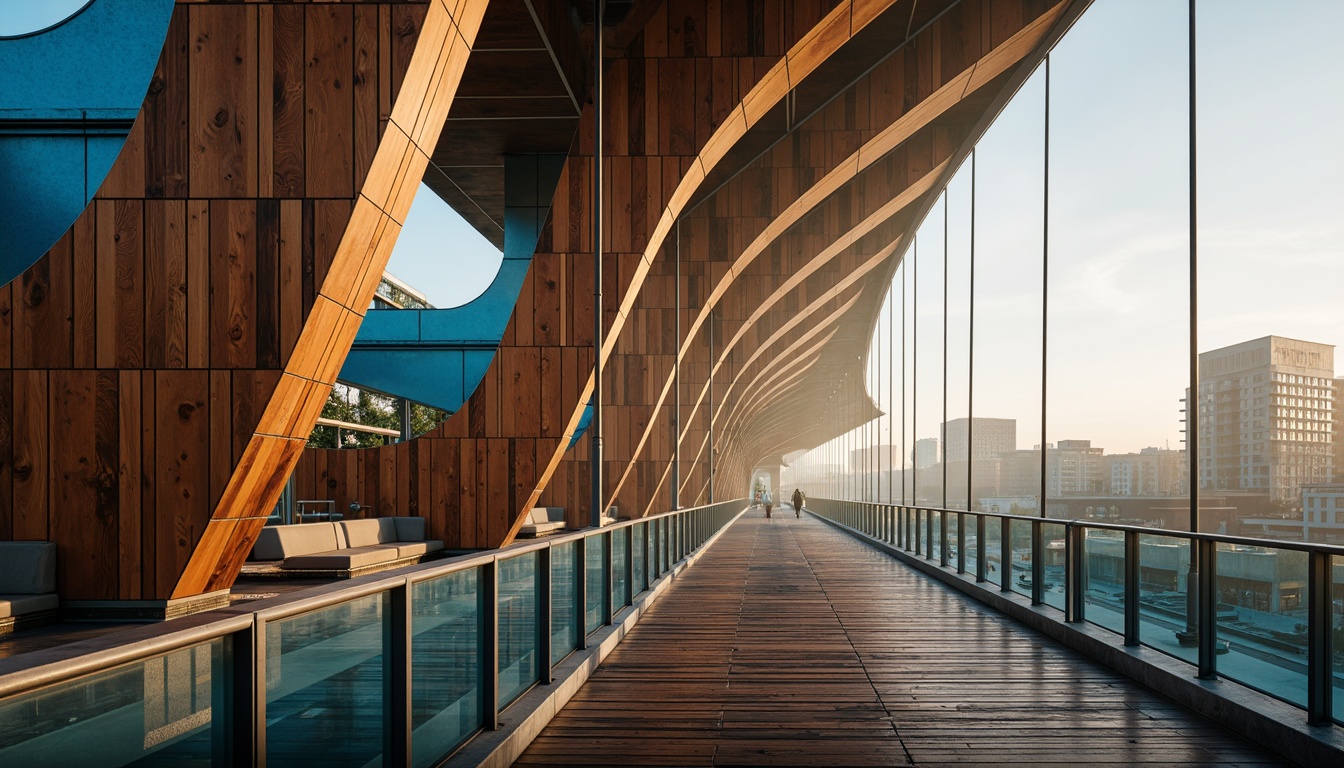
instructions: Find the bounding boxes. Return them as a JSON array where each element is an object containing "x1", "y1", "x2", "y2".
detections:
[
  {"x1": 1107, "y1": 447, "x2": 1186, "y2": 497},
  {"x1": 1197, "y1": 336, "x2": 1334, "y2": 504},
  {"x1": 1048, "y1": 439, "x2": 1108, "y2": 496},
  {"x1": 943, "y1": 417, "x2": 1016, "y2": 463}
]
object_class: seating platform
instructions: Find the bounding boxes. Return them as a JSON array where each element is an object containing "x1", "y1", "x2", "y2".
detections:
[
  {"x1": 244, "y1": 517, "x2": 443, "y2": 578},
  {"x1": 0, "y1": 542, "x2": 58, "y2": 635}
]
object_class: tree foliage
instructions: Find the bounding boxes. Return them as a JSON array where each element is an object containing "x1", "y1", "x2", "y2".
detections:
[{"x1": 306, "y1": 384, "x2": 448, "y2": 449}]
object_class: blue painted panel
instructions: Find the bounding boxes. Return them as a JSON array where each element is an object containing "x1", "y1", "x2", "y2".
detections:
[
  {"x1": 340, "y1": 154, "x2": 569, "y2": 412},
  {"x1": 339, "y1": 349, "x2": 468, "y2": 414},
  {"x1": 0, "y1": 0, "x2": 176, "y2": 277}
]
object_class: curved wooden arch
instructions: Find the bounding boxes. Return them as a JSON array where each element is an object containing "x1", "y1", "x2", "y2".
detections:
[{"x1": 602, "y1": 1, "x2": 1079, "y2": 510}]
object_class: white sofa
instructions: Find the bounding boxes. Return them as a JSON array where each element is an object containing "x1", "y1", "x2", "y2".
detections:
[{"x1": 249, "y1": 517, "x2": 443, "y2": 577}]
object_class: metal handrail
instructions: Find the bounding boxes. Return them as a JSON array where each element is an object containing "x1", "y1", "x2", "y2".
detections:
[
  {"x1": 0, "y1": 499, "x2": 745, "y2": 702},
  {"x1": 806, "y1": 497, "x2": 1342, "y2": 728}
]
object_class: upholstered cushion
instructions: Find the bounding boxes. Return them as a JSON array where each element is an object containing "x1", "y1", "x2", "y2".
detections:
[
  {"x1": 0, "y1": 541, "x2": 56, "y2": 594},
  {"x1": 392, "y1": 516, "x2": 426, "y2": 542},
  {"x1": 252, "y1": 523, "x2": 341, "y2": 561},
  {"x1": 341, "y1": 518, "x2": 398, "y2": 548},
  {"x1": 0, "y1": 593, "x2": 59, "y2": 619},
  {"x1": 281, "y1": 545, "x2": 401, "y2": 571},
  {"x1": 392, "y1": 540, "x2": 443, "y2": 558}
]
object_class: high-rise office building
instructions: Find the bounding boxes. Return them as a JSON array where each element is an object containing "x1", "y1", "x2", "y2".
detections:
[
  {"x1": 1197, "y1": 336, "x2": 1335, "y2": 503},
  {"x1": 913, "y1": 438, "x2": 940, "y2": 469},
  {"x1": 1048, "y1": 439, "x2": 1107, "y2": 497}
]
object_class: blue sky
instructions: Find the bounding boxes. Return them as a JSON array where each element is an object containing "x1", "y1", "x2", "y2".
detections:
[
  {"x1": 864, "y1": 0, "x2": 1344, "y2": 456},
  {"x1": 0, "y1": 1, "x2": 91, "y2": 37}
]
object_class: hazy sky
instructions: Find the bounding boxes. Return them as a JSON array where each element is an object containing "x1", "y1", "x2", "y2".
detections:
[{"x1": 859, "y1": 0, "x2": 1344, "y2": 459}]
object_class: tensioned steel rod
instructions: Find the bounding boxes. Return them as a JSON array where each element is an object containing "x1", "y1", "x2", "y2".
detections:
[
  {"x1": 673, "y1": 219, "x2": 681, "y2": 509},
  {"x1": 942, "y1": 192, "x2": 948, "y2": 511},
  {"x1": 889, "y1": 271, "x2": 894, "y2": 504},
  {"x1": 590, "y1": 0, "x2": 605, "y2": 529},
  {"x1": 912, "y1": 235, "x2": 918, "y2": 506},
  {"x1": 1040, "y1": 54, "x2": 1050, "y2": 520},
  {"x1": 968, "y1": 152, "x2": 976, "y2": 513},
  {"x1": 1187, "y1": 0, "x2": 1200, "y2": 536}
]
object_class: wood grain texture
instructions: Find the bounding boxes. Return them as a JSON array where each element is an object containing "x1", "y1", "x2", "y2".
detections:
[
  {"x1": 517, "y1": 515, "x2": 1290, "y2": 767},
  {"x1": 298, "y1": 0, "x2": 1082, "y2": 557},
  {"x1": 0, "y1": 0, "x2": 459, "y2": 603}
]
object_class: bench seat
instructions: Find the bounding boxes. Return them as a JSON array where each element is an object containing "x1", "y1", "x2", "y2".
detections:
[
  {"x1": 0, "y1": 541, "x2": 58, "y2": 632},
  {"x1": 519, "y1": 507, "x2": 567, "y2": 537},
  {"x1": 247, "y1": 517, "x2": 442, "y2": 578},
  {"x1": 0, "y1": 593, "x2": 59, "y2": 619}
]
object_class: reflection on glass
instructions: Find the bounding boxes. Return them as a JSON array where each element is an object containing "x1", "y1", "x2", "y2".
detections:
[
  {"x1": 930, "y1": 510, "x2": 942, "y2": 561},
  {"x1": 1334, "y1": 555, "x2": 1344, "y2": 725},
  {"x1": 964, "y1": 513, "x2": 979, "y2": 575},
  {"x1": 497, "y1": 553, "x2": 539, "y2": 708},
  {"x1": 1041, "y1": 523, "x2": 1066, "y2": 611},
  {"x1": 550, "y1": 541, "x2": 578, "y2": 666},
  {"x1": 633, "y1": 523, "x2": 647, "y2": 594},
  {"x1": 266, "y1": 594, "x2": 387, "y2": 767},
  {"x1": 1082, "y1": 530, "x2": 1125, "y2": 635},
  {"x1": 0, "y1": 640, "x2": 225, "y2": 766},
  {"x1": 412, "y1": 569, "x2": 482, "y2": 766},
  {"x1": 1008, "y1": 519, "x2": 1032, "y2": 598},
  {"x1": 985, "y1": 517, "x2": 1003, "y2": 587},
  {"x1": 1213, "y1": 543, "x2": 1308, "y2": 708},
  {"x1": 1137, "y1": 535, "x2": 1196, "y2": 665},
  {"x1": 585, "y1": 536, "x2": 607, "y2": 634},
  {"x1": 612, "y1": 528, "x2": 630, "y2": 614}
]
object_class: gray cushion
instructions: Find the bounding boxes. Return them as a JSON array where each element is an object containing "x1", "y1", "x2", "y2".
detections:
[
  {"x1": 392, "y1": 517, "x2": 426, "y2": 542},
  {"x1": 253, "y1": 523, "x2": 342, "y2": 560},
  {"x1": 0, "y1": 593, "x2": 59, "y2": 619},
  {"x1": 341, "y1": 518, "x2": 398, "y2": 548},
  {"x1": 519, "y1": 521, "x2": 565, "y2": 536},
  {"x1": 392, "y1": 540, "x2": 443, "y2": 558},
  {"x1": 281, "y1": 545, "x2": 401, "y2": 571},
  {"x1": 0, "y1": 541, "x2": 56, "y2": 594}
]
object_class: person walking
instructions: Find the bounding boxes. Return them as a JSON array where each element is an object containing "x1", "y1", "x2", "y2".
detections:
[
  {"x1": 792, "y1": 488, "x2": 804, "y2": 519},
  {"x1": 763, "y1": 489, "x2": 773, "y2": 519}
]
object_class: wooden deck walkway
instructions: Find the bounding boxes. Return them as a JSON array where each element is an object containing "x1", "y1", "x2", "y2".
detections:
[{"x1": 515, "y1": 512, "x2": 1294, "y2": 767}]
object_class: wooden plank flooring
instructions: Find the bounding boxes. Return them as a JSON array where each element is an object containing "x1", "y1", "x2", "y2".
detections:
[{"x1": 515, "y1": 513, "x2": 1294, "y2": 767}]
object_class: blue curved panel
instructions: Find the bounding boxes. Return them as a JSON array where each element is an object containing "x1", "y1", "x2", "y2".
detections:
[
  {"x1": 341, "y1": 154, "x2": 567, "y2": 414},
  {"x1": 0, "y1": 0, "x2": 175, "y2": 279}
]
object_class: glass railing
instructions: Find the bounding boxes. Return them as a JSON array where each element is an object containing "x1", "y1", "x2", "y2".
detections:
[
  {"x1": 805, "y1": 497, "x2": 1344, "y2": 728},
  {"x1": 0, "y1": 500, "x2": 745, "y2": 767}
]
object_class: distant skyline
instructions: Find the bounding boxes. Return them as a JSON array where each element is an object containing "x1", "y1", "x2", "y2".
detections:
[{"x1": 858, "y1": 0, "x2": 1344, "y2": 458}]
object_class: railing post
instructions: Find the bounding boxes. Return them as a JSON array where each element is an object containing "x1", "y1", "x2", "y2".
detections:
[
  {"x1": 577, "y1": 535, "x2": 589, "y2": 650},
  {"x1": 925, "y1": 509, "x2": 934, "y2": 560},
  {"x1": 624, "y1": 526, "x2": 635, "y2": 609},
  {"x1": 1000, "y1": 517, "x2": 1012, "y2": 593},
  {"x1": 483, "y1": 558, "x2": 500, "y2": 729},
  {"x1": 603, "y1": 531, "x2": 614, "y2": 626},
  {"x1": 1031, "y1": 519, "x2": 1044, "y2": 606},
  {"x1": 1307, "y1": 550, "x2": 1333, "y2": 724},
  {"x1": 1065, "y1": 524, "x2": 1085, "y2": 623},
  {"x1": 975, "y1": 514, "x2": 986, "y2": 583},
  {"x1": 939, "y1": 508, "x2": 949, "y2": 568},
  {"x1": 1196, "y1": 538, "x2": 1217, "y2": 680},
  {"x1": 956, "y1": 512, "x2": 965, "y2": 574},
  {"x1": 538, "y1": 545, "x2": 553, "y2": 683},
  {"x1": 387, "y1": 579, "x2": 412, "y2": 767},
  {"x1": 1124, "y1": 530, "x2": 1140, "y2": 646},
  {"x1": 229, "y1": 615, "x2": 265, "y2": 767}
]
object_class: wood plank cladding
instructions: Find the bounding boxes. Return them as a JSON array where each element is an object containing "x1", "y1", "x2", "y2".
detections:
[
  {"x1": 0, "y1": 0, "x2": 494, "y2": 604},
  {"x1": 295, "y1": 0, "x2": 1082, "y2": 556}
]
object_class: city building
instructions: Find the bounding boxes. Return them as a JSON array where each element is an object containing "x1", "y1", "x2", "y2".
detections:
[
  {"x1": 913, "y1": 437, "x2": 940, "y2": 470},
  {"x1": 1107, "y1": 447, "x2": 1186, "y2": 497},
  {"x1": 944, "y1": 417, "x2": 1017, "y2": 463},
  {"x1": 1047, "y1": 439, "x2": 1107, "y2": 497},
  {"x1": 1197, "y1": 336, "x2": 1335, "y2": 504}
]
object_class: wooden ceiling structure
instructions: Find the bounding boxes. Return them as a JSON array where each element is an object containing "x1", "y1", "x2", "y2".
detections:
[{"x1": 0, "y1": 0, "x2": 1088, "y2": 614}]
